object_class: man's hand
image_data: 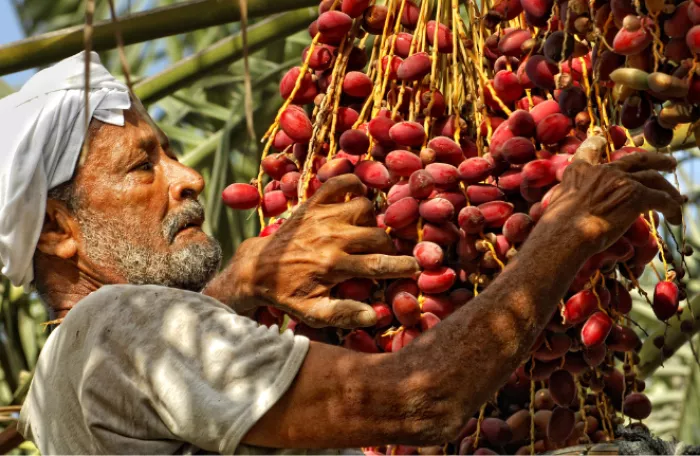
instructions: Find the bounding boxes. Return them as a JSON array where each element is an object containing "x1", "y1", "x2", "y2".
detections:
[
  {"x1": 242, "y1": 152, "x2": 687, "y2": 450},
  {"x1": 211, "y1": 174, "x2": 419, "y2": 329},
  {"x1": 545, "y1": 152, "x2": 684, "y2": 254}
]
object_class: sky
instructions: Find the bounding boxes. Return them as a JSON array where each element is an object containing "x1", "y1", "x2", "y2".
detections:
[{"x1": 0, "y1": 1, "x2": 36, "y2": 88}]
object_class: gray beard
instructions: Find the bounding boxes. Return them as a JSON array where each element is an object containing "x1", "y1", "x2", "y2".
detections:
[{"x1": 77, "y1": 203, "x2": 222, "y2": 292}]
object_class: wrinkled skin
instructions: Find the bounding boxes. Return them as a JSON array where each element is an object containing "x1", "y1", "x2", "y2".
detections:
[{"x1": 33, "y1": 99, "x2": 418, "y2": 329}]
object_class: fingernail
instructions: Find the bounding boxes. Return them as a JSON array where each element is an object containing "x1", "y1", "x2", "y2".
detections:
[{"x1": 359, "y1": 310, "x2": 377, "y2": 326}]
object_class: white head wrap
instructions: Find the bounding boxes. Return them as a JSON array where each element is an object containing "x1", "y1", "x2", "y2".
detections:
[{"x1": 0, "y1": 51, "x2": 131, "y2": 288}]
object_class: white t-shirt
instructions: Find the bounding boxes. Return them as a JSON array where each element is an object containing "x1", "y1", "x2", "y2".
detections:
[{"x1": 18, "y1": 284, "x2": 356, "y2": 454}]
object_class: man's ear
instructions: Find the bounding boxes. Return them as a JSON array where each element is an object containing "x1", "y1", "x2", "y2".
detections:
[{"x1": 36, "y1": 200, "x2": 79, "y2": 259}]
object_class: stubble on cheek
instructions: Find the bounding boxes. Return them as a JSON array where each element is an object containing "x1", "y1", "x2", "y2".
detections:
[{"x1": 76, "y1": 207, "x2": 222, "y2": 292}]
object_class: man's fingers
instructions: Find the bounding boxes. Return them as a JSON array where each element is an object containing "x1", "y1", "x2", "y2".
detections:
[
  {"x1": 636, "y1": 185, "x2": 683, "y2": 226},
  {"x1": 304, "y1": 298, "x2": 378, "y2": 329},
  {"x1": 571, "y1": 135, "x2": 607, "y2": 165},
  {"x1": 333, "y1": 254, "x2": 420, "y2": 280},
  {"x1": 607, "y1": 152, "x2": 677, "y2": 173},
  {"x1": 308, "y1": 174, "x2": 367, "y2": 205},
  {"x1": 342, "y1": 227, "x2": 396, "y2": 255},
  {"x1": 629, "y1": 170, "x2": 685, "y2": 205}
]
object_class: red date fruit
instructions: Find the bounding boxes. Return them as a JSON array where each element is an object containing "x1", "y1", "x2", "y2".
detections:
[
  {"x1": 564, "y1": 290, "x2": 599, "y2": 324},
  {"x1": 317, "y1": 157, "x2": 354, "y2": 182},
  {"x1": 342, "y1": 0, "x2": 371, "y2": 17},
  {"x1": 279, "y1": 67, "x2": 318, "y2": 104},
  {"x1": 386, "y1": 150, "x2": 423, "y2": 176},
  {"x1": 467, "y1": 184, "x2": 505, "y2": 204},
  {"x1": 261, "y1": 190, "x2": 288, "y2": 217},
  {"x1": 418, "y1": 267, "x2": 456, "y2": 293},
  {"x1": 280, "y1": 172, "x2": 301, "y2": 199},
  {"x1": 392, "y1": 291, "x2": 421, "y2": 327},
  {"x1": 503, "y1": 213, "x2": 534, "y2": 244},
  {"x1": 413, "y1": 241, "x2": 444, "y2": 270},
  {"x1": 362, "y1": 5, "x2": 388, "y2": 34},
  {"x1": 502, "y1": 136, "x2": 536, "y2": 164},
  {"x1": 549, "y1": 369, "x2": 576, "y2": 406},
  {"x1": 419, "y1": 198, "x2": 455, "y2": 224},
  {"x1": 390, "y1": 121, "x2": 426, "y2": 147},
  {"x1": 536, "y1": 113, "x2": 571, "y2": 144},
  {"x1": 607, "y1": 325, "x2": 641, "y2": 352},
  {"x1": 428, "y1": 136, "x2": 464, "y2": 166},
  {"x1": 397, "y1": 52, "x2": 432, "y2": 81},
  {"x1": 548, "y1": 406, "x2": 575, "y2": 443},
  {"x1": 420, "y1": 312, "x2": 442, "y2": 331},
  {"x1": 623, "y1": 392, "x2": 652, "y2": 419},
  {"x1": 372, "y1": 302, "x2": 393, "y2": 328},
  {"x1": 426, "y1": 20, "x2": 454, "y2": 53},
  {"x1": 222, "y1": 183, "x2": 260, "y2": 209},
  {"x1": 339, "y1": 129, "x2": 370, "y2": 155},
  {"x1": 525, "y1": 55, "x2": 559, "y2": 90},
  {"x1": 425, "y1": 163, "x2": 460, "y2": 187},
  {"x1": 343, "y1": 71, "x2": 373, "y2": 98},
  {"x1": 522, "y1": 159, "x2": 556, "y2": 188},
  {"x1": 391, "y1": 327, "x2": 420, "y2": 351},
  {"x1": 368, "y1": 116, "x2": 396, "y2": 145},
  {"x1": 422, "y1": 222, "x2": 460, "y2": 245},
  {"x1": 478, "y1": 201, "x2": 515, "y2": 227},
  {"x1": 653, "y1": 281, "x2": 680, "y2": 320},
  {"x1": 280, "y1": 107, "x2": 313, "y2": 142},
  {"x1": 481, "y1": 418, "x2": 513, "y2": 444},
  {"x1": 385, "y1": 197, "x2": 420, "y2": 229},
  {"x1": 458, "y1": 157, "x2": 495, "y2": 184},
  {"x1": 422, "y1": 294, "x2": 455, "y2": 319},
  {"x1": 458, "y1": 206, "x2": 486, "y2": 234},
  {"x1": 581, "y1": 312, "x2": 613, "y2": 347},
  {"x1": 409, "y1": 170, "x2": 435, "y2": 199}
]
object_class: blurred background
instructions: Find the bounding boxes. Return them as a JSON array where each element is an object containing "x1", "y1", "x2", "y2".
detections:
[{"x1": 0, "y1": 0, "x2": 697, "y2": 452}]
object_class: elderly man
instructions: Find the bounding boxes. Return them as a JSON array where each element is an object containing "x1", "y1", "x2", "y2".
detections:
[{"x1": 0, "y1": 52, "x2": 683, "y2": 454}]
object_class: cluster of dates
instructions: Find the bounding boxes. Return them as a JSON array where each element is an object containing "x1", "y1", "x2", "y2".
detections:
[
  {"x1": 221, "y1": 0, "x2": 691, "y2": 453},
  {"x1": 487, "y1": 0, "x2": 700, "y2": 148}
]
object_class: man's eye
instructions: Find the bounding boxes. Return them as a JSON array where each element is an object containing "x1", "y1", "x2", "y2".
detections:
[{"x1": 134, "y1": 161, "x2": 153, "y2": 172}]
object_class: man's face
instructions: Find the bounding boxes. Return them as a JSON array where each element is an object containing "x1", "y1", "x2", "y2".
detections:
[{"x1": 69, "y1": 106, "x2": 222, "y2": 291}]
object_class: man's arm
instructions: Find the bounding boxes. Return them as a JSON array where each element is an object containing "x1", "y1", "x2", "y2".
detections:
[
  {"x1": 242, "y1": 152, "x2": 684, "y2": 449},
  {"x1": 244, "y1": 214, "x2": 589, "y2": 448}
]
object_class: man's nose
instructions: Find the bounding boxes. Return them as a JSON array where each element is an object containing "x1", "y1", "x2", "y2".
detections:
[{"x1": 165, "y1": 158, "x2": 205, "y2": 201}]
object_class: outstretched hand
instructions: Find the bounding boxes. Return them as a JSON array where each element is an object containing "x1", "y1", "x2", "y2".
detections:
[
  {"x1": 230, "y1": 174, "x2": 419, "y2": 329},
  {"x1": 546, "y1": 151, "x2": 684, "y2": 255}
]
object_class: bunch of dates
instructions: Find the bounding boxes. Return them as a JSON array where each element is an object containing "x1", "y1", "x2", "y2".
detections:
[
  {"x1": 485, "y1": 0, "x2": 700, "y2": 147},
  {"x1": 221, "y1": 0, "x2": 691, "y2": 453}
]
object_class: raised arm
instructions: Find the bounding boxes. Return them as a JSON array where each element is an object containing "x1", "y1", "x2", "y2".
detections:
[{"x1": 241, "y1": 152, "x2": 684, "y2": 449}]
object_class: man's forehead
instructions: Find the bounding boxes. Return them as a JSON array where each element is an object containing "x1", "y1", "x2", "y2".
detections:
[{"x1": 128, "y1": 95, "x2": 169, "y2": 148}]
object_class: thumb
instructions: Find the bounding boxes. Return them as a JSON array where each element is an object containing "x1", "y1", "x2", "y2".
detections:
[
  {"x1": 573, "y1": 132, "x2": 607, "y2": 165},
  {"x1": 303, "y1": 297, "x2": 378, "y2": 329}
]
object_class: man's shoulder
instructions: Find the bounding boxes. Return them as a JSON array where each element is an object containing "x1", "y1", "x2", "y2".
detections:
[
  {"x1": 79, "y1": 284, "x2": 226, "y2": 307},
  {"x1": 63, "y1": 284, "x2": 233, "y2": 327}
]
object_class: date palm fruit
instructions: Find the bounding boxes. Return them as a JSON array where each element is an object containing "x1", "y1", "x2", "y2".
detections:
[{"x1": 222, "y1": 1, "x2": 691, "y2": 451}]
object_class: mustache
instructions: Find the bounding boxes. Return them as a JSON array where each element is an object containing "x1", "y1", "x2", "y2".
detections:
[{"x1": 163, "y1": 201, "x2": 205, "y2": 243}]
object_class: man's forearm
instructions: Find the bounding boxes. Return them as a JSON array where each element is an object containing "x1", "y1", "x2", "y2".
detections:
[
  {"x1": 391, "y1": 213, "x2": 595, "y2": 442},
  {"x1": 245, "y1": 215, "x2": 597, "y2": 449}
]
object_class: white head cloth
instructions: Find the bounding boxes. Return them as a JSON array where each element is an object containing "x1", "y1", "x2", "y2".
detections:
[{"x1": 0, "y1": 51, "x2": 131, "y2": 288}]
